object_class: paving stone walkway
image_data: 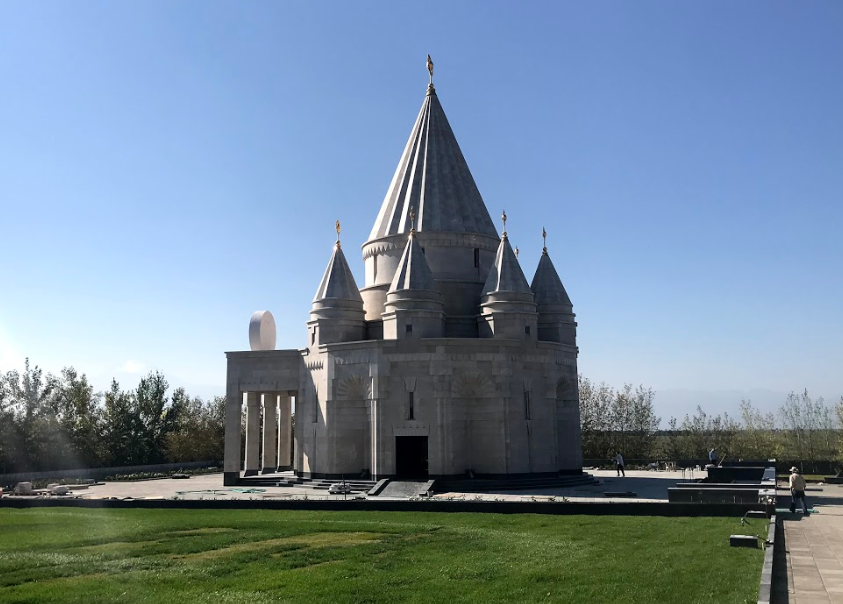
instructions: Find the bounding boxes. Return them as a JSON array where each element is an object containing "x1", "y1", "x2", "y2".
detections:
[{"x1": 778, "y1": 484, "x2": 843, "y2": 604}]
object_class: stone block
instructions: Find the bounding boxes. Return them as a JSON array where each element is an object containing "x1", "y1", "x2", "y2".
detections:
[{"x1": 729, "y1": 535, "x2": 759, "y2": 548}]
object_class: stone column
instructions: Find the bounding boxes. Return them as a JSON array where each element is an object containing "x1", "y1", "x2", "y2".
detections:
[
  {"x1": 261, "y1": 393, "x2": 278, "y2": 473},
  {"x1": 223, "y1": 383, "x2": 243, "y2": 486},
  {"x1": 369, "y1": 397, "x2": 379, "y2": 478},
  {"x1": 244, "y1": 392, "x2": 261, "y2": 476},
  {"x1": 277, "y1": 392, "x2": 293, "y2": 470}
]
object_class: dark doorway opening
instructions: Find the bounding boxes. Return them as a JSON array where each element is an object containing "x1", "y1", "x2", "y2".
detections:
[{"x1": 395, "y1": 436, "x2": 428, "y2": 478}]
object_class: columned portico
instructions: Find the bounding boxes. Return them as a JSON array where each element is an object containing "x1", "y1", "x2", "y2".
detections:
[{"x1": 223, "y1": 350, "x2": 304, "y2": 486}]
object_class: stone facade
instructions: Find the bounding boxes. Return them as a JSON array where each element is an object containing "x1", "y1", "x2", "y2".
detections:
[{"x1": 223, "y1": 76, "x2": 582, "y2": 486}]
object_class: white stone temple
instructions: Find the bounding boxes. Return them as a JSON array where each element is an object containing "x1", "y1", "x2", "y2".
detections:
[{"x1": 223, "y1": 64, "x2": 583, "y2": 485}]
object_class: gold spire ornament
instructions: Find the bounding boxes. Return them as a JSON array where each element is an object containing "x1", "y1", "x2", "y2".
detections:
[
  {"x1": 335, "y1": 220, "x2": 341, "y2": 247},
  {"x1": 501, "y1": 210, "x2": 508, "y2": 239},
  {"x1": 410, "y1": 205, "x2": 417, "y2": 235},
  {"x1": 515, "y1": 246, "x2": 520, "y2": 259},
  {"x1": 426, "y1": 54, "x2": 434, "y2": 85},
  {"x1": 542, "y1": 226, "x2": 547, "y2": 254}
]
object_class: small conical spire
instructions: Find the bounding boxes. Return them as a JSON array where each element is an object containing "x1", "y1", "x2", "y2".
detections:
[
  {"x1": 313, "y1": 222, "x2": 363, "y2": 303},
  {"x1": 515, "y1": 246, "x2": 519, "y2": 259},
  {"x1": 389, "y1": 208, "x2": 437, "y2": 293},
  {"x1": 531, "y1": 248, "x2": 573, "y2": 308},
  {"x1": 482, "y1": 233, "x2": 532, "y2": 296}
]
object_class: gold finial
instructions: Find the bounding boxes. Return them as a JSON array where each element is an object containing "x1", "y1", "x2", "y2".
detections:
[
  {"x1": 501, "y1": 210, "x2": 508, "y2": 239},
  {"x1": 515, "y1": 246, "x2": 520, "y2": 259},
  {"x1": 542, "y1": 226, "x2": 547, "y2": 254},
  {"x1": 335, "y1": 219, "x2": 341, "y2": 247},
  {"x1": 426, "y1": 54, "x2": 434, "y2": 85},
  {"x1": 409, "y1": 205, "x2": 417, "y2": 235}
]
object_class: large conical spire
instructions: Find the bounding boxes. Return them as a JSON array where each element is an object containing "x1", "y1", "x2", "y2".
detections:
[{"x1": 368, "y1": 77, "x2": 497, "y2": 240}]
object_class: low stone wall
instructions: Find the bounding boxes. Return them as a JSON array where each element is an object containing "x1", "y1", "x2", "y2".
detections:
[
  {"x1": 707, "y1": 466, "x2": 767, "y2": 483},
  {"x1": 0, "y1": 497, "x2": 769, "y2": 517},
  {"x1": 0, "y1": 461, "x2": 220, "y2": 486},
  {"x1": 669, "y1": 487, "x2": 761, "y2": 504},
  {"x1": 756, "y1": 515, "x2": 777, "y2": 604}
]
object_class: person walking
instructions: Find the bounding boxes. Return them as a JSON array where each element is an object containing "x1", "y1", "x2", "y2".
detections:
[
  {"x1": 789, "y1": 467, "x2": 809, "y2": 514},
  {"x1": 615, "y1": 452, "x2": 625, "y2": 477}
]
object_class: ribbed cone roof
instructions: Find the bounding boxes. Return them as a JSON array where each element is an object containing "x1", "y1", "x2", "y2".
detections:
[
  {"x1": 389, "y1": 232, "x2": 437, "y2": 293},
  {"x1": 530, "y1": 251, "x2": 573, "y2": 307},
  {"x1": 312, "y1": 243, "x2": 363, "y2": 303},
  {"x1": 482, "y1": 236, "x2": 532, "y2": 296},
  {"x1": 368, "y1": 86, "x2": 498, "y2": 240}
]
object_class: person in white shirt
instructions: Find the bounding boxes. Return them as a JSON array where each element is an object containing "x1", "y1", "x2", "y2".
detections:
[
  {"x1": 709, "y1": 448, "x2": 717, "y2": 465},
  {"x1": 789, "y1": 467, "x2": 808, "y2": 514},
  {"x1": 615, "y1": 452, "x2": 625, "y2": 477}
]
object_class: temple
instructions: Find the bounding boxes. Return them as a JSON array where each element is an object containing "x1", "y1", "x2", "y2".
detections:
[{"x1": 223, "y1": 63, "x2": 583, "y2": 485}]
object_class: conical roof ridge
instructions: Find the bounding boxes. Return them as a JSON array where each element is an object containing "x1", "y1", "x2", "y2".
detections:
[
  {"x1": 530, "y1": 251, "x2": 573, "y2": 308},
  {"x1": 313, "y1": 243, "x2": 363, "y2": 303},
  {"x1": 368, "y1": 86, "x2": 498, "y2": 240},
  {"x1": 482, "y1": 236, "x2": 532, "y2": 296},
  {"x1": 389, "y1": 232, "x2": 437, "y2": 293}
]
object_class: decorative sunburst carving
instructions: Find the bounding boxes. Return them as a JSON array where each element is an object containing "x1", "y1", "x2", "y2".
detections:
[
  {"x1": 556, "y1": 375, "x2": 578, "y2": 407},
  {"x1": 335, "y1": 375, "x2": 372, "y2": 400},
  {"x1": 451, "y1": 371, "x2": 494, "y2": 398}
]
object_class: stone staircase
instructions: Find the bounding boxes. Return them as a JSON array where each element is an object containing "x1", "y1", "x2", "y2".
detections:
[
  {"x1": 431, "y1": 473, "x2": 599, "y2": 494},
  {"x1": 238, "y1": 472, "x2": 377, "y2": 494}
]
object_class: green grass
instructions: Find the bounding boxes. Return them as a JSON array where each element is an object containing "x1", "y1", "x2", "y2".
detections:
[{"x1": 0, "y1": 508, "x2": 764, "y2": 604}]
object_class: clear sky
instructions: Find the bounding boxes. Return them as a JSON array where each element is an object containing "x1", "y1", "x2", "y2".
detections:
[{"x1": 1, "y1": 1, "x2": 841, "y2": 420}]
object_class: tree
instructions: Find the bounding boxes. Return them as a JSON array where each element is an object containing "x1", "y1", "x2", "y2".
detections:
[
  {"x1": 135, "y1": 371, "x2": 175, "y2": 464},
  {"x1": 578, "y1": 377, "x2": 660, "y2": 460},
  {"x1": 103, "y1": 380, "x2": 142, "y2": 466},
  {"x1": 164, "y1": 392, "x2": 225, "y2": 463}
]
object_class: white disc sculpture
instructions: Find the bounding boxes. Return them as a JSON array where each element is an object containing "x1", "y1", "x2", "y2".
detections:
[{"x1": 249, "y1": 310, "x2": 276, "y2": 351}]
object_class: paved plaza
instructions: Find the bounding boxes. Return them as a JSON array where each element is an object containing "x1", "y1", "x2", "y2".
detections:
[
  {"x1": 778, "y1": 482, "x2": 843, "y2": 604},
  {"x1": 63, "y1": 468, "x2": 690, "y2": 502}
]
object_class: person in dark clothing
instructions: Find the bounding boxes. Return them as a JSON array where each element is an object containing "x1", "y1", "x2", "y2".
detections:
[{"x1": 615, "y1": 452, "x2": 625, "y2": 477}]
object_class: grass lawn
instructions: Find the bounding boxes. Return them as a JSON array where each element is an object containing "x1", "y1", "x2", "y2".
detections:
[{"x1": 0, "y1": 508, "x2": 764, "y2": 604}]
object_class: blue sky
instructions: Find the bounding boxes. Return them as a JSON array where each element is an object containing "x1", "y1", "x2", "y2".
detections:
[{"x1": 1, "y1": 2, "x2": 841, "y2": 420}]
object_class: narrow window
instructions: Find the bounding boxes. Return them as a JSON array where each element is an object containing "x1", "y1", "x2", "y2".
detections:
[
  {"x1": 421, "y1": 247, "x2": 425, "y2": 255},
  {"x1": 474, "y1": 248, "x2": 480, "y2": 268},
  {"x1": 524, "y1": 391, "x2": 531, "y2": 420},
  {"x1": 406, "y1": 324, "x2": 413, "y2": 334},
  {"x1": 408, "y1": 391, "x2": 415, "y2": 420},
  {"x1": 525, "y1": 325, "x2": 530, "y2": 336},
  {"x1": 311, "y1": 328, "x2": 316, "y2": 345}
]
